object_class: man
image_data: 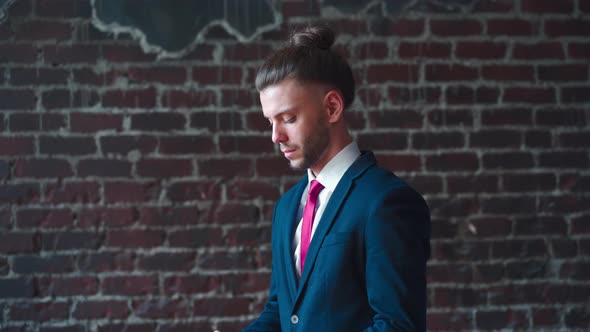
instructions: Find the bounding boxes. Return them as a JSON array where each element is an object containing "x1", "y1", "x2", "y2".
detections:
[{"x1": 242, "y1": 24, "x2": 431, "y2": 331}]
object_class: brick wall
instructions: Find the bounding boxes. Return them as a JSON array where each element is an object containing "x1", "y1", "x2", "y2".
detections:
[{"x1": 1, "y1": 0, "x2": 589, "y2": 331}]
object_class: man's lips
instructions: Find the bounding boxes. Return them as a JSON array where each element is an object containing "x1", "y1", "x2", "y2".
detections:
[{"x1": 282, "y1": 148, "x2": 296, "y2": 158}]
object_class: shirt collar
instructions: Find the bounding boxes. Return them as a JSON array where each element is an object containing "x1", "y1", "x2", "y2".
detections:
[{"x1": 307, "y1": 141, "x2": 361, "y2": 192}]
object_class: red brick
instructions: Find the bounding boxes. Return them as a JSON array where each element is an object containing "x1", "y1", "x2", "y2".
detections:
[
  {"x1": 387, "y1": 87, "x2": 441, "y2": 105},
  {"x1": 0, "y1": 136, "x2": 35, "y2": 155},
  {"x1": 538, "y1": 64, "x2": 588, "y2": 81},
  {"x1": 514, "y1": 216, "x2": 566, "y2": 235},
  {"x1": 0, "y1": 278, "x2": 35, "y2": 298},
  {"x1": 405, "y1": 175, "x2": 444, "y2": 195},
  {"x1": 226, "y1": 180, "x2": 279, "y2": 200},
  {"x1": 368, "y1": 109, "x2": 424, "y2": 128},
  {"x1": 77, "y1": 159, "x2": 132, "y2": 177},
  {"x1": 214, "y1": 203, "x2": 261, "y2": 224},
  {"x1": 569, "y1": 42, "x2": 590, "y2": 59},
  {"x1": 482, "y1": 152, "x2": 534, "y2": 169},
  {"x1": 545, "y1": 19, "x2": 590, "y2": 36},
  {"x1": 44, "y1": 45, "x2": 98, "y2": 64},
  {"x1": 37, "y1": 276, "x2": 98, "y2": 297},
  {"x1": 197, "y1": 251, "x2": 255, "y2": 270},
  {"x1": 138, "y1": 253, "x2": 195, "y2": 272},
  {"x1": 102, "y1": 276, "x2": 159, "y2": 296},
  {"x1": 161, "y1": 89, "x2": 217, "y2": 108},
  {"x1": 102, "y1": 44, "x2": 157, "y2": 62},
  {"x1": 98, "y1": 323, "x2": 157, "y2": 332},
  {"x1": 581, "y1": 0, "x2": 590, "y2": 13},
  {"x1": 427, "y1": 311, "x2": 473, "y2": 331},
  {"x1": 40, "y1": 231, "x2": 103, "y2": 250},
  {"x1": 522, "y1": 0, "x2": 574, "y2": 13},
  {"x1": 103, "y1": 88, "x2": 157, "y2": 108},
  {"x1": 430, "y1": 19, "x2": 482, "y2": 36},
  {"x1": 482, "y1": 65, "x2": 534, "y2": 81},
  {"x1": 456, "y1": 42, "x2": 507, "y2": 59},
  {"x1": 472, "y1": 0, "x2": 515, "y2": 12},
  {"x1": 366, "y1": 64, "x2": 419, "y2": 83},
  {"x1": 398, "y1": 42, "x2": 451, "y2": 58},
  {"x1": 0, "y1": 232, "x2": 35, "y2": 254},
  {"x1": 356, "y1": 133, "x2": 408, "y2": 151},
  {"x1": 433, "y1": 287, "x2": 487, "y2": 307},
  {"x1": 532, "y1": 308, "x2": 561, "y2": 327},
  {"x1": 225, "y1": 225, "x2": 272, "y2": 246},
  {"x1": 41, "y1": 89, "x2": 70, "y2": 109},
  {"x1": 13, "y1": 20, "x2": 72, "y2": 41},
  {"x1": 132, "y1": 298, "x2": 191, "y2": 319},
  {"x1": 72, "y1": 68, "x2": 108, "y2": 85},
  {"x1": 470, "y1": 130, "x2": 522, "y2": 148},
  {"x1": 355, "y1": 41, "x2": 389, "y2": 59},
  {"x1": 10, "y1": 68, "x2": 69, "y2": 85},
  {"x1": 504, "y1": 87, "x2": 556, "y2": 104},
  {"x1": 536, "y1": 108, "x2": 586, "y2": 126},
  {"x1": 168, "y1": 228, "x2": 224, "y2": 248},
  {"x1": 106, "y1": 230, "x2": 165, "y2": 248},
  {"x1": 103, "y1": 181, "x2": 160, "y2": 203},
  {"x1": 513, "y1": 42, "x2": 564, "y2": 60},
  {"x1": 369, "y1": 18, "x2": 424, "y2": 37},
  {"x1": 130, "y1": 112, "x2": 186, "y2": 131},
  {"x1": 539, "y1": 151, "x2": 589, "y2": 168},
  {"x1": 192, "y1": 65, "x2": 243, "y2": 85},
  {"x1": 125, "y1": 66, "x2": 187, "y2": 84},
  {"x1": 191, "y1": 111, "x2": 243, "y2": 131},
  {"x1": 426, "y1": 64, "x2": 478, "y2": 81},
  {"x1": 481, "y1": 108, "x2": 533, "y2": 126},
  {"x1": 447, "y1": 175, "x2": 499, "y2": 194},
  {"x1": 427, "y1": 109, "x2": 473, "y2": 127},
  {"x1": 223, "y1": 43, "x2": 273, "y2": 61},
  {"x1": 14, "y1": 158, "x2": 73, "y2": 178},
  {"x1": 559, "y1": 131, "x2": 590, "y2": 148},
  {"x1": 374, "y1": 153, "x2": 422, "y2": 172},
  {"x1": 194, "y1": 298, "x2": 250, "y2": 317},
  {"x1": 0, "y1": 89, "x2": 36, "y2": 110},
  {"x1": 76, "y1": 252, "x2": 135, "y2": 272},
  {"x1": 16, "y1": 208, "x2": 73, "y2": 228},
  {"x1": 0, "y1": 45, "x2": 37, "y2": 63},
  {"x1": 136, "y1": 158, "x2": 192, "y2": 178},
  {"x1": 433, "y1": 240, "x2": 490, "y2": 261},
  {"x1": 526, "y1": 128, "x2": 552, "y2": 147},
  {"x1": 411, "y1": 132, "x2": 464, "y2": 150},
  {"x1": 200, "y1": 158, "x2": 253, "y2": 177},
  {"x1": 39, "y1": 136, "x2": 96, "y2": 155},
  {"x1": 73, "y1": 300, "x2": 129, "y2": 319},
  {"x1": 137, "y1": 206, "x2": 201, "y2": 226},
  {"x1": 8, "y1": 301, "x2": 70, "y2": 322},
  {"x1": 166, "y1": 181, "x2": 221, "y2": 202},
  {"x1": 100, "y1": 135, "x2": 157, "y2": 154},
  {"x1": 0, "y1": 183, "x2": 40, "y2": 204},
  {"x1": 221, "y1": 88, "x2": 257, "y2": 107},
  {"x1": 35, "y1": 0, "x2": 91, "y2": 17},
  {"x1": 490, "y1": 238, "x2": 547, "y2": 258},
  {"x1": 13, "y1": 255, "x2": 74, "y2": 274},
  {"x1": 426, "y1": 153, "x2": 479, "y2": 171},
  {"x1": 507, "y1": 171, "x2": 558, "y2": 192},
  {"x1": 445, "y1": 86, "x2": 475, "y2": 104},
  {"x1": 562, "y1": 86, "x2": 590, "y2": 103},
  {"x1": 70, "y1": 112, "x2": 123, "y2": 132},
  {"x1": 158, "y1": 135, "x2": 214, "y2": 154},
  {"x1": 564, "y1": 307, "x2": 590, "y2": 328},
  {"x1": 487, "y1": 19, "x2": 534, "y2": 36},
  {"x1": 77, "y1": 207, "x2": 136, "y2": 228}
]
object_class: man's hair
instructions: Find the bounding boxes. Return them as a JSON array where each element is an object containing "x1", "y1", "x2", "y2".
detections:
[{"x1": 255, "y1": 24, "x2": 356, "y2": 110}]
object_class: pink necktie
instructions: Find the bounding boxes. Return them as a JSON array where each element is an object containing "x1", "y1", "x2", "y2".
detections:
[{"x1": 300, "y1": 180, "x2": 324, "y2": 274}]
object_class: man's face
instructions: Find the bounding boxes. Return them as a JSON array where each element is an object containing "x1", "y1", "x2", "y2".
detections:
[{"x1": 260, "y1": 78, "x2": 330, "y2": 171}]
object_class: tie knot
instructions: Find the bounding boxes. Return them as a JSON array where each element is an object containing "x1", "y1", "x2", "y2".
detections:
[{"x1": 308, "y1": 180, "x2": 324, "y2": 200}]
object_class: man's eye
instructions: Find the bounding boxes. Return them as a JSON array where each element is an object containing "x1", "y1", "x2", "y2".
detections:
[{"x1": 284, "y1": 117, "x2": 296, "y2": 124}]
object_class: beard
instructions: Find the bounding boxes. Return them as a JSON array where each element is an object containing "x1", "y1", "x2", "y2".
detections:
[{"x1": 285, "y1": 122, "x2": 330, "y2": 171}]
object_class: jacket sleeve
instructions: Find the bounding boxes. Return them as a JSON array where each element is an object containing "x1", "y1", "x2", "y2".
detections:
[
  {"x1": 242, "y1": 204, "x2": 282, "y2": 332},
  {"x1": 363, "y1": 185, "x2": 431, "y2": 332}
]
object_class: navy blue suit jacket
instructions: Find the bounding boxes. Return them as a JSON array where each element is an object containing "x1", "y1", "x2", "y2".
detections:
[{"x1": 244, "y1": 151, "x2": 430, "y2": 331}]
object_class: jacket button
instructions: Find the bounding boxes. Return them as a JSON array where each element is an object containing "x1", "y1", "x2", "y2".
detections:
[{"x1": 290, "y1": 315, "x2": 299, "y2": 324}]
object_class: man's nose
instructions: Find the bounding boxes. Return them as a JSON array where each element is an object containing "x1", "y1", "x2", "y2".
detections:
[{"x1": 271, "y1": 123, "x2": 286, "y2": 144}]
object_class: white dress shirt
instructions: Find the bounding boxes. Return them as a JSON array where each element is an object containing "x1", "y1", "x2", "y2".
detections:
[{"x1": 292, "y1": 142, "x2": 361, "y2": 278}]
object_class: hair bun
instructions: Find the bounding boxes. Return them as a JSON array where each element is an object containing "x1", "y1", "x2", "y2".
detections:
[{"x1": 290, "y1": 24, "x2": 335, "y2": 50}]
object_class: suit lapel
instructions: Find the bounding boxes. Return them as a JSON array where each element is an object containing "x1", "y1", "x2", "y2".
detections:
[{"x1": 294, "y1": 152, "x2": 376, "y2": 306}]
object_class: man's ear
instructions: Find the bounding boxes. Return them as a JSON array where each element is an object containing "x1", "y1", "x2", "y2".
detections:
[{"x1": 324, "y1": 90, "x2": 344, "y2": 124}]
